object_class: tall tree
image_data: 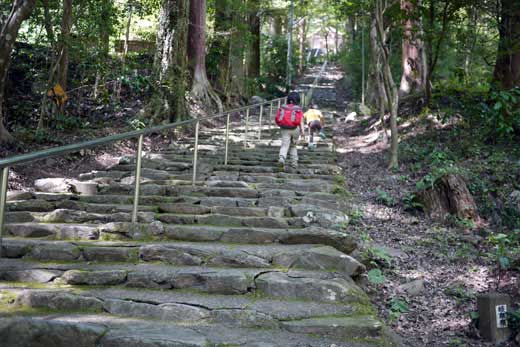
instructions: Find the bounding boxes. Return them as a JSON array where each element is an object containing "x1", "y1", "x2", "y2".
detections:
[
  {"x1": 57, "y1": 0, "x2": 72, "y2": 92},
  {"x1": 298, "y1": 18, "x2": 307, "y2": 73},
  {"x1": 374, "y1": 0, "x2": 399, "y2": 169},
  {"x1": 399, "y1": 0, "x2": 427, "y2": 97},
  {"x1": 0, "y1": 0, "x2": 37, "y2": 143},
  {"x1": 247, "y1": 0, "x2": 261, "y2": 82},
  {"x1": 151, "y1": 0, "x2": 190, "y2": 122},
  {"x1": 188, "y1": 0, "x2": 222, "y2": 110},
  {"x1": 493, "y1": 0, "x2": 520, "y2": 90}
]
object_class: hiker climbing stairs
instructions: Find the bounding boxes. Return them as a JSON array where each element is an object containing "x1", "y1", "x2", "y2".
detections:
[{"x1": 0, "y1": 65, "x2": 399, "y2": 347}]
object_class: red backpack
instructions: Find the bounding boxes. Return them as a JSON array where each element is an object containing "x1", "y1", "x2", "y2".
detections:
[{"x1": 275, "y1": 104, "x2": 303, "y2": 129}]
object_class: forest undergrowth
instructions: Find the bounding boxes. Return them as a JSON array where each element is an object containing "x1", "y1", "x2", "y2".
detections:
[{"x1": 334, "y1": 83, "x2": 520, "y2": 347}]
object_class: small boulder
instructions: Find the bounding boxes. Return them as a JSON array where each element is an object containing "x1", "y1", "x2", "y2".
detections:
[
  {"x1": 398, "y1": 279, "x2": 425, "y2": 297},
  {"x1": 34, "y1": 178, "x2": 72, "y2": 193},
  {"x1": 508, "y1": 190, "x2": 520, "y2": 215},
  {"x1": 250, "y1": 95, "x2": 266, "y2": 105}
]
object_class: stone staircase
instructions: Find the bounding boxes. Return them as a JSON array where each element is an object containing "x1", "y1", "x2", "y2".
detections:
[{"x1": 0, "y1": 70, "x2": 398, "y2": 347}]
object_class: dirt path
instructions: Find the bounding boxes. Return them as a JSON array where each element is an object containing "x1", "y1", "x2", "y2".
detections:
[{"x1": 331, "y1": 75, "x2": 514, "y2": 346}]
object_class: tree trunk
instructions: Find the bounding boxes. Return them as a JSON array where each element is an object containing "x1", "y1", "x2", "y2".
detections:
[
  {"x1": 150, "y1": 0, "x2": 190, "y2": 123},
  {"x1": 369, "y1": 17, "x2": 387, "y2": 122},
  {"x1": 57, "y1": 0, "x2": 72, "y2": 92},
  {"x1": 188, "y1": 0, "x2": 222, "y2": 111},
  {"x1": 99, "y1": 1, "x2": 111, "y2": 54},
  {"x1": 247, "y1": 0, "x2": 260, "y2": 83},
  {"x1": 229, "y1": 2, "x2": 247, "y2": 98},
  {"x1": 0, "y1": 0, "x2": 37, "y2": 143},
  {"x1": 417, "y1": 173, "x2": 480, "y2": 222},
  {"x1": 274, "y1": 15, "x2": 283, "y2": 36},
  {"x1": 425, "y1": 0, "x2": 450, "y2": 105},
  {"x1": 208, "y1": 0, "x2": 233, "y2": 100},
  {"x1": 298, "y1": 18, "x2": 306, "y2": 73},
  {"x1": 117, "y1": 1, "x2": 133, "y2": 100},
  {"x1": 42, "y1": 0, "x2": 56, "y2": 46},
  {"x1": 335, "y1": 24, "x2": 339, "y2": 54},
  {"x1": 375, "y1": 0, "x2": 399, "y2": 169},
  {"x1": 154, "y1": 0, "x2": 175, "y2": 82},
  {"x1": 399, "y1": 0, "x2": 427, "y2": 97},
  {"x1": 493, "y1": 0, "x2": 520, "y2": 90}
]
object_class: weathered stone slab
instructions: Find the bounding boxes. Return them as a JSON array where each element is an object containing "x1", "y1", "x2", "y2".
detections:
[
  {"x1": 29, "y1": 243, "x2": 81, "y2": 261},
  {"x1": 62, "y1": 270, "x2": 127, "y2": 285},
  {"x1": 83, "y1": 247, "x2": 137, "y2": 262},
  {"x1": 0, "y1": 318, "x2": 107, "y2": 347},
  {"x1": 256, "y1": 272, "x2": 366, "y2": 303},
  {"x1": 17, "y1": 291, "x2": 104, "y2": 312},
  {"x1": 281, "y1": 317, "x2": 383, "y2": 339},
  {"x1": 139, "y1": 245, "x2": 204, "y2": 265},
  {"x1": 273, "y1": 246, "x2": 365, "y2": 277}
]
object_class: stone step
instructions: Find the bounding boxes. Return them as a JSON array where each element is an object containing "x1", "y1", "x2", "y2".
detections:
[
  {"x1": 4, "y1": 286, "x2": 361, "y2": 323},
  {"x1": 6, "y1": 209, "x2": 300, "y2": 229},
  {"x1": 9, "y1": 189, "x2": 347, "y2": 207},
  {"x1": 4, "y1": 224, "x2": 357, "y2": 254},
  {"x1": 2, "y1": 239, "x2": 364, "y2": 276},
  {"x1": 0, "y1": 259, "x2": 367, "y2": 302},
  {"x1": 0, "y1": 314, "x2": 395, "y2": 347}
]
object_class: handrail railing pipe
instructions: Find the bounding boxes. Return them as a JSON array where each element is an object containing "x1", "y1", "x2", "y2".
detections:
[
  {"x1": 269, "y1": 102, "x2": 274, "y2": 131},
  {"x1": 244, "y1": 108, "x2": 250, "y2": 149},
  {"x1": 224, "y1": 112, "x2": 230, "y2": 166},
  {"x1": 0, "y1": 167, "x2": 9, "y2": 258},
  {"x1": 131, "y1": 134, "x2": 144, "y2": 223},
  {"x1": 192, "y1": 120, "x2": 200, "y2": 186}
]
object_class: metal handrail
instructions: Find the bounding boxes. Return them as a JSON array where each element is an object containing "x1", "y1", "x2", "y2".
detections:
[
  {"x1": 0, "y1": 96, "x2": 287, "y2": 257},
  {"x1": 0, "y1": 99, "x2": 285, "y2": 169},
  {"x1": 0, "y1": 60, "x2": 329, "y2": 258}
]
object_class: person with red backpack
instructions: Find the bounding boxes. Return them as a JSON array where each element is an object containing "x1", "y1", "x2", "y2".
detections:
[{"x1": 275, "y1": 92, "x2": 305, "y2": 169}]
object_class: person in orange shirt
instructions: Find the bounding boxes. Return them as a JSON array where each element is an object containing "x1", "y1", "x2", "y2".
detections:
[{"x1": 304, "y1": 103, "x2": 326, "y2": 150}]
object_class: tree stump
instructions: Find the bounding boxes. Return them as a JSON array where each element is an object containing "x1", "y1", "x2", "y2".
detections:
[{"x1": 417, "y1": 173, "x2": 479, "y2": 222}]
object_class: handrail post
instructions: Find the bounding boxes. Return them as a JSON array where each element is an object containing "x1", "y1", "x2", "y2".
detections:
[
  {"x1": 224, "y1": 113, "x2": 230, "y2": 166},
  {"x1": 0, "y1": 167, "x2": 10, "y2": 258},
  {"x1": 244, "y1": 108, "x2": 250, "y2": 149},
  {"x1": 258, "y1": 104, "x2": 264, "y2": 140},
  {"x1": 269, "y1": 102, "x2": 274, "y2": 131},
  {"x1": 301, "y1": 92, "x2": 306, "y2": 108},
  {"x1": 192, "y1": 120, "x2": 200, "y2": 186},
  {"x1": 131, "y1": 135, "x2": 144, "y2": 224}
]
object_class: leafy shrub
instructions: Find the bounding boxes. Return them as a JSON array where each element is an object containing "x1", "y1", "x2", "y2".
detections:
[
  {"x1": 388, "y1": 298, "x2": 409, "y2": 322},
  {"x1": 367, "y1": 269, "x2": 385, "y2": 285},
  {"x1": 403, "y1": 193, "x2": 424, "y2": 211},
  {"x1": 484, "y1": 87, "x2": 520, "y2": 139},
  {"x1": 375, "y1": 188, "x2": 396, "y2": 207}
]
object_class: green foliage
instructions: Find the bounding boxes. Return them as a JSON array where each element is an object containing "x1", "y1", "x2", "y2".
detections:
[
  {"x1": 402, "y1": 193, "x2": 423, "y2": 211},
  {"x1": 388, "y1": 298, "x2": 409, "y2": 323},
  {"x1": 375, "y1": 188, "x2": 396, "y2": 207},
  {"x1": 446, "y1": 338, "x2": 466, "y2": 347},
  {"x1": 129, "y1": 118, "x2": 146, "y2": 130},
  {"x1": 332, "y1": 185, "x2": 352, "y2": 198},
  {"x1": 444, "y1": 285, "x2": 475, "y2": 303},
  {"x1": 368, "y1": 246, "x2": 393, "y2": 267},
  {"x1": 486, "y1": 230, "x2": 520, "y2": 271},
  {"x1": 122, "y1": 73, "x2": 152, "y2": 94},
  {"x1": 508, "y1": 309, "x2": 520, "y2": 334},
  {"x1": 260, "y1": 34, "x2": 299, "y2": 94},
  {"x1": 348, "y1": 209, "x2": 364, "y2": 225},
  {"x1": 485, "y1": 87, "x2": 520, "y2": 139},
  {"x1": 415, "y1": 150, "x2": 465, "y2": 191},
  {"x1": 367, "y1": 269, "x2": 385, "y2": 285}
]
